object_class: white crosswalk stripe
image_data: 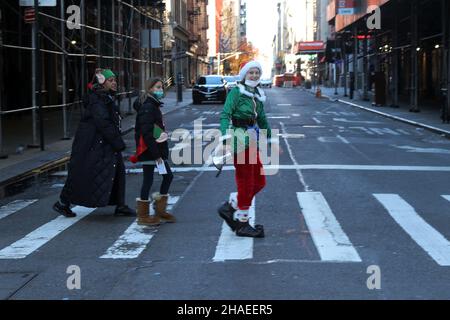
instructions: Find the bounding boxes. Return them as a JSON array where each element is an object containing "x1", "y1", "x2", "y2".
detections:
[
  {"x1": 100, "y1": 196, "x2": 180, "y2": 259},
  {"x1": 0, "y1": 200, "x2": 38, "y2": 221},
  {"x1": 297, "y1": 192, "x2": 362, "y2": 262},
  {"x1": 374, "y1": 194, "x2": 450, "y2": 266},
  {"x1": 0, "y1": 206, "x2": 95, "y2": 259},
  {"x1": 213, "y1": 193, "x2": 256, "y2": 262},
  {"x1": 1, "y1": 192, "x2": 450, "y2": 264}
]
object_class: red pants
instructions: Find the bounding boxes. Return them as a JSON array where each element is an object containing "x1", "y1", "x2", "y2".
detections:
[{"x1": 233, "y1": 147, "x2": 266, "y2": 210}]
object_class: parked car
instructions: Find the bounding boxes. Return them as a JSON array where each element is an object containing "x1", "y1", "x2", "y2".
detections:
[
  {"x1": 224, "y1": 75, "x2": 240, "y2": 89},
  {"x1": 260, "y1": 78, "x2": 273, "y2": 88},
  {"x1": 192, "y1": 75, "x2": 228, "y2": 104}
]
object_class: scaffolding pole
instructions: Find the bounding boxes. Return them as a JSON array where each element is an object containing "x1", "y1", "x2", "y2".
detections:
[
  {"x1": 410, "y1": 0, "x2": 419, "y2": 112},
  {"x1": 445, "y1": 0, "x2": 450, "y2": 123},
  {"x1": 0, "y1": 5, "x2": 6, "y2": 158},
  {"x1": 97, "y1": 0, "x2": 102, "y2": 67},
  {"x1": 342, "y1": 35, "x2": 348, "y2": 97},
  {"x1": 363, "y1": 31, "x2": 369, "y2": 101},
  {"x1": 81, "y1": 0, "x2": 86, "y2": 101},
  {"x1": 127, "y1": 0, "x2": 133, "y2": 115},
  {"x1": 391, "y1": 0, "x2": 399, "y2": 108},
  {"x1": 61, "y1": 0, "x2": 69, "y2": 139},
  {"x1": 34, "y1": 0, "x2": 44, "y2": 151},
  {"x1": 31, "y1": 18, "x2": 38, "y2": 147}
]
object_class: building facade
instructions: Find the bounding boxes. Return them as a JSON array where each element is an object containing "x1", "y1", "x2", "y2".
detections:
[
  {"x1": 326, "y1": 0, "x2": 450, "y2": 120},
  {"x1": 0, "y1": 0, "x2": 165, "y2": 154}
]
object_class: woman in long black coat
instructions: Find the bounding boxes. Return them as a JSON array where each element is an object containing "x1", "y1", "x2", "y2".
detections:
[{"x1": 53, "y1": 69, "x2": 135, "y2": 217}]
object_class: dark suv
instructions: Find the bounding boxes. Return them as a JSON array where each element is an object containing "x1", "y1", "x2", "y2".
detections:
[{"x1": 192, "y1": 75, "x2": 228, "y2": 104}]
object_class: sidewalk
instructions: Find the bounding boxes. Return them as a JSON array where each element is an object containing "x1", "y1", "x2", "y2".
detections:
[
  {"x1": 307, "y1": 86, "x2": 450, "y2": 138},
  {"x1": 0, "y1": 89, "x2": 192, "y2": 188}
]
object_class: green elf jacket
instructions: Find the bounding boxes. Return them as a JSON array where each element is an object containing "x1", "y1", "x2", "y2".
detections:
[{"x1": 220, "y1": 84, "x2": 272, "y2": 154}]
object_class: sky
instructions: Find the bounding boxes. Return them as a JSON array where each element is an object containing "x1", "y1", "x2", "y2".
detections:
[{"x1": 246, "y1": 0, "x2": 278, "y2": 77}]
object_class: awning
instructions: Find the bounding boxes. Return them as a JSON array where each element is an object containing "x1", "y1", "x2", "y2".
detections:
[{"x1": 295, "y1": 41, "x2": 326, "y2": 55}]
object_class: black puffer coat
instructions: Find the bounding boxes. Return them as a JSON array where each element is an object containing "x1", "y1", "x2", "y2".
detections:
[
  {"x1": 133, "y1": 95, "x2": 169, "y2": 161},
  {"x1": 61, "y1": 90, "x2": 126, "y2": 208}
]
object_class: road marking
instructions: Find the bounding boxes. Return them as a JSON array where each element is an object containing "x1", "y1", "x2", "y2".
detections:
[
  {"x1": 369, "y1": 128, "x2": 401, "y2": 136},
  {"x1": 336, "y1": 135, "x2": 350, "y2": 145},
  {"x1": 277, "y1": 134, "x2": 305, "y2": 139},
  {"x1": 374, "y1": 194, "x2": 450, "y2": 266},
  {"x1": 333, "y1": 118, "x2": 382, "y2": 124},
  {"x1": 0, "y1": 206, "x2": 95, "y2": 259},
  {"x1": 101, "y1": 197, "x2": 179, "y2": 259},
  {"x1": 0, "y1": 200, "x2": 38, "y2": 221},
  {"x1": 394, "y1": 146, "x2": 450, "y2": 154},
  {"x1": 349, "y1": 127, "x2": 375, "y2": 135},
  {"x1": 312, "y1": 117, "x2": 322, "y2": 124},
  {"x1": 442, "y1": 195, "x2": 450, "y2": 202},
  {"x1": 396, "y1": 129, "x2": 411, "y2": 135},
  {"x1": 213, "y1": 193, "x2": 255, "y2": 262},
  {"x1": 297, "y1": 192, "x2": 361, "y2": 262},
  {"x1": 125, "y1": 165, "x2": 450, "y2": 174},
  {"x1": 280, "y1": 122, "x2": 311, "y2": 192},
  {"x1": 268, "y1": 116, "x2": 291, "y2": 119},
  {"x1": 277, "y1": 104, "x2": 292, "y2": 106}
]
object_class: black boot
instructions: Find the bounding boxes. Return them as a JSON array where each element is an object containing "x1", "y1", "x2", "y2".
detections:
[
  {"x1": 235, "y1": 221, "x2": 265, "y2": 238},
  {"x1": 114, "y1": 205, "x2": 136, "y2": 216},
  {"x1": 53, "y1": 201, "x2": 76, "y2": 218},
  {"x1": 218, "y1": 202, "x2": 237, "y2": 231}
]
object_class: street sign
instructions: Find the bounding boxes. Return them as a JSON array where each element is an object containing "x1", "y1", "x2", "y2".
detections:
[
  {"x1": 19, "y1": 0, "x2": 56, "y2": 6},
  {"x1": 296, "y1": 41, "x2": 326, "y2": 54},
  {"x1": 24, "y1": 8, "x2": 35, "y2": 23},
  {"x1": 337, "y1": 0, "x2": 356, "y2": 15}
]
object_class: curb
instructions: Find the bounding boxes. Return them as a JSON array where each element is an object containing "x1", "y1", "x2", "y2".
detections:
[
  {"x1": 308, "y1": 89, "x2": 450, "y2": 139},
  {"x1": 0, "y1": 128, "x2": 135, "y2": 192}
]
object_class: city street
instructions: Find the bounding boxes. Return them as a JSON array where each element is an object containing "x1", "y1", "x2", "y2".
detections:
[{"x1": 1, "y1": 87, "x2": 450, "y2": 300}]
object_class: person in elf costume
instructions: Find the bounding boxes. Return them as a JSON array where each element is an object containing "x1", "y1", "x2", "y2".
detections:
[
  {"x1": 217, "y1": 61, "x2": 271, "y2": 238},
  {"x1": 131, "y1": 78, "x2": 174, "y2": 226}
]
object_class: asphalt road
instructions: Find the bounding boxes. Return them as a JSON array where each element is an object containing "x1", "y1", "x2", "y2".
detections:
[{"x1": 1, "y1": 87, "x2": 450, "y2": 300}]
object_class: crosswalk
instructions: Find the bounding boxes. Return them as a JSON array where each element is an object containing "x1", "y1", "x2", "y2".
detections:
[
  {"x1": 0, "y1": 206, "x2": 95, "y2": 259},
  {"x1": 297, "y1": 192, "x2": 362, "y2": 263},
  {"x1": 100, "y1": 196, "x2": 179, "y2": 259},
  {"x1": 0, "y1": 193, "x2": 450, "y2": 266},
  {"x1": 213, "y1": 193, "x2": 256, "y2": 262}
]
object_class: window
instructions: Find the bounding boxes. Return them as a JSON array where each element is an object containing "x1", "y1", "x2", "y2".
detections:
[{"x1": 198, "y1": 76, "x2": 223, "y2": 85}]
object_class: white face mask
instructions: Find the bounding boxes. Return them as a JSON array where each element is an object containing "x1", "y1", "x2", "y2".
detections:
[{"x1": 245, "y1": 79, "x2": 260, "y2": 88}]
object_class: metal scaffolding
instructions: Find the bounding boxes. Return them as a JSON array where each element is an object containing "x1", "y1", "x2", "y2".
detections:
[{"x1": 0, "y1": 0, "x2": 166, "y2": 155}]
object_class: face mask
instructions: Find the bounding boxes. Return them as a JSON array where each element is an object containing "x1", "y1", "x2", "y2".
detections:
[
  {"x1": 245, "y1": 79, "x2": 260, "y2": 88},
  {"x1": 153, "y1": 91, "x2": 164, "y2": 100}
]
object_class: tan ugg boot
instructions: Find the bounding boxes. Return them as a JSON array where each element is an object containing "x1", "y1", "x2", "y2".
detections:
[
  {"x1": 152, "y1": 193, "x2": 176, "y2": 223},
  {"x1": 136, "y1": 198, "x2": 160, "y2": 226}
]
